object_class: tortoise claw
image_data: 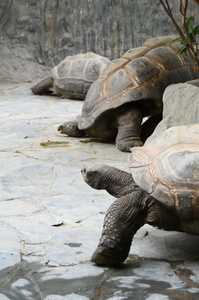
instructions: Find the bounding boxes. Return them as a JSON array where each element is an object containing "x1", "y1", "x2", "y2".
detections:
[
  {"x1": 91, "y1": 249, "x2": 112, "y2": 265},
  {"x1": 91, "y1": 247, "x2": 126, "y2": 266}
]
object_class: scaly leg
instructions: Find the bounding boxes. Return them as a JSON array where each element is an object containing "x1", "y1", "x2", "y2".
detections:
[
  {"x1": 114, "y1": 104, "x2": 143, "y2": 152},
  {"x1": 91, "y1": 190, "x2": 148, "y2": 265},
  {"x1": 91, "y1": 193, "x2": 181, "y2": 265}
]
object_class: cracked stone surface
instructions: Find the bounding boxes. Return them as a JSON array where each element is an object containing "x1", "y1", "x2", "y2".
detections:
[{"x1": 0, "y1": 83, "x2": 199, "y2": 300}]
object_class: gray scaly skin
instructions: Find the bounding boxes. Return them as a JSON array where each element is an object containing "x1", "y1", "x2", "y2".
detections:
[{"x1": 82, "y1": 164, "x2": 181, "y2": 265}]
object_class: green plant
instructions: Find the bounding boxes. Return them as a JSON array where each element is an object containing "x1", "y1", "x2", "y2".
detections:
[{"x1": 160, "y1": 0, "x2": 199, "y2": 74}]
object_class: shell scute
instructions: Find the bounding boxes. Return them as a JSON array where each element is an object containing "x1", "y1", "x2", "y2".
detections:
[
  {"x1": 177, "y1": 66, "x2": 194, "y2": 82},
  {"x1": 130, "y1": 124, "x2": 199, "y2": 215},
  {"x1": 100, "y1": 59, "x2": 127, "y2": 78},
  {"x1": 142, "y1": 35, "x2": 178, "y2": 49},
  {"x1": 54, "y1": 60, "x2": 71, "y2": 78},
  {"x1": 69, "y1": 59, "x2": 87, "y2": 79},
  {"x1": 164, "y1": 69, "x2": 182, "y2": 85},
  {"x1": 105, "y1": 69, "x2": 133, "y2": 97},
  {"x1": 122, "y1": 46, "x2": 149, "y2": 60},
  {"x1": 125, "y1": 57, "x2": 160, "y2": 84},
  {"x1": 85, "y1": 59, "x2": 102, "y2": 81},
  {"x1": 152, "y1": 146, "x2": 199, "y2": 188},
  {"x1": 79, "y1": 80, "x2": 103, "y2": 119},
  {"x1": 151, "y1": 183, "x2": 174, "y2": 209},
  {"x1": 146, "y1": 46, "x2": 182, "y2": 70},
  {"x1": 174, "y1": 190, "x2": 197, "y2": 221}
]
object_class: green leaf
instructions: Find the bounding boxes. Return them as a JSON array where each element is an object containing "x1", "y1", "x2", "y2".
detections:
[
  {"x1": 189, "y1": 16, "x2": 194, "y2": 25},
  {"x1": 180, "y1": 38, "x2": 189, "y2": 45},
  {"x1": 176, "y1": 45, "x2": 187, "y2": 55},
  {"x1": 194, "y1": 25, "x2": 199, "y2": 36},
  {"x1": 186, "y1": 16, "x2": 195, "y2": 34},
  {"x1": 164, "y1": 38, "x2": 181, "y2": 47},
  {"x1": 188, "y1": 33, "x2": 195, "y2": 42},
  {"x1": 181, "y1": 47, "x2": 188, "y2": 56}
]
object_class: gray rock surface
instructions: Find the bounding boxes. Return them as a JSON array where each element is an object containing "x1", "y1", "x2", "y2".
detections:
[
  {"x1": 0, "y1": 83, "x2": 199, "y2": 299},
  {"x1": 146, "y1": 80, "x2": 199, "y2": 143},
  {"x1": 1, "y1": 0, "x2": 199, "y2": 82}
]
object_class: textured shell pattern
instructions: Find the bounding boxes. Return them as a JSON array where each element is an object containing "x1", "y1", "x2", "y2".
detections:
[
  {"x1": 78, "y1": 35, "x2": 199, "y2": 130},
  {"x1": 129, "y1": 124, "x2": 199, "y2": 228},
  {"x1": 51, "y1": 52, "x2": 110, "y2": 100}
]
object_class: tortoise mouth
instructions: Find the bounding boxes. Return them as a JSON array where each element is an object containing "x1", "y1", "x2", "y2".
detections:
[{"x1": 81, "y1": 166, "x2": 105, "y2": 190}]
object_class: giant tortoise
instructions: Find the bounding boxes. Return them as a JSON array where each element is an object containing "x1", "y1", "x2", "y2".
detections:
[
  {"x1": 82, "y1": 124, "x2": 199, "y2": 265},
  {"x1": 58, "y1": 35, "x2": 199, "y2": 152},
  {"x1": 31, "y1": 52, "x2": 110, "y2": 100}
]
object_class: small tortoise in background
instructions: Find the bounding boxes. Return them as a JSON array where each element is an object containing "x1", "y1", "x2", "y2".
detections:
[
  {"x1": 31, "y1": 52, "x2": 110, "y2": 100},
  {"x1": 59, "y1": 35, "x2": 199, "y2": 152},
  {"x1": 82, "y1": 124, "x2": 199, "y2": 265}
]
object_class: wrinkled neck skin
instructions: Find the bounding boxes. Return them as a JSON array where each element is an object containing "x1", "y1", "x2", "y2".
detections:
[{"x1": 103, "y1": 168, "x2": 140, "y2": 198}]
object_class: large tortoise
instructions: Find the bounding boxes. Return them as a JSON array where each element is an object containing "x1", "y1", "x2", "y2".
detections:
[
  {"x1": 31, "y1": 52, "x2": 110, "y2": 100},
  {"x1": 58, "y1": 35, "x2": 199, "y2": 152},
  {"x1": 82, "y1": 124, "x2": 199, "y2": 265}
]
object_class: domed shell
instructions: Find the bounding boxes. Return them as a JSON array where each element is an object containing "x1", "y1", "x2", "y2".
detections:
[
  {"x1": 129, "y1": 124, "x2": 199, "y2": 220},
  {"x1": 51, "y1": 52, "x2": 110, "y2": 100},
  {"x1": 78, "y1": 35, "x2": 198, "y2": 130}
]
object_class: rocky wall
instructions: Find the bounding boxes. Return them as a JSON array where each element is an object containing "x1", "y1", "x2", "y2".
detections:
[{"x1": 0, "y1": 0, "x2": 199, "y2": 82}]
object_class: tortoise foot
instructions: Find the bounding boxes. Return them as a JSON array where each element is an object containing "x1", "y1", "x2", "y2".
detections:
[
  {"x1": 116, "y1": 138, "x2": 143, "y2": 152},
  {"x1": 91, "y1": 246, "x2": 126, "y2": 265},
  {"x1": 58, "y1": 120, "x2": 86, "y2": 137}
]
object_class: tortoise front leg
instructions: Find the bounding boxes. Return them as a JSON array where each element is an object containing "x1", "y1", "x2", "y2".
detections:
[
  {"x1": 91, "y1": 193, "x2": 181, "y2": 265},
  {"x1": 91, "y1": 190, "x2": 148, "y2": 265},
  {"x1": 114, "y1": 105, "x2": 143, "y2": 152}
]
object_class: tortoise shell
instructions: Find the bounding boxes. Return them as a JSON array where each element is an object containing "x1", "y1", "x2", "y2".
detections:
[
  {"x1": 129, "y1": 124, "x2": 199, "y2": 228},
  {"x1": 78, "y1": 35, "x2": 199, "y2": 130},
  {"x1": 52, "y1": 52, "x2": 110, "y2": 100}
]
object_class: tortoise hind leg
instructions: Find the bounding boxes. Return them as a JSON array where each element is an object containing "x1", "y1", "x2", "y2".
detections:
[
  {"x1": 114, "y1": 104, "x2": 143, "y2": 152},
  {"x1": 58, "y1": 119, "x2": 86, "y2": 137},
  {"x1": 31, "y1": 77, "x2": 53, "y2": 95}
]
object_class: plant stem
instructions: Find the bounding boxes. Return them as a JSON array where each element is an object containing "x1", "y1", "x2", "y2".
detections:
[{"x1": 160, "y1": 0, "x2": 199, "y2": 74}]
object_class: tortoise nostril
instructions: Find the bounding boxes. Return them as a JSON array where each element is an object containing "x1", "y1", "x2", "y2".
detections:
[{"x1": 81, "y1": 167, "x2": 87, "y2": 175}]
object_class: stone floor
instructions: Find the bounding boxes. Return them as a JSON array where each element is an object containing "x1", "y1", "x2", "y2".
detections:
[{"x1": 0, "y1": 83, "x2": 199, "y2": 300}]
